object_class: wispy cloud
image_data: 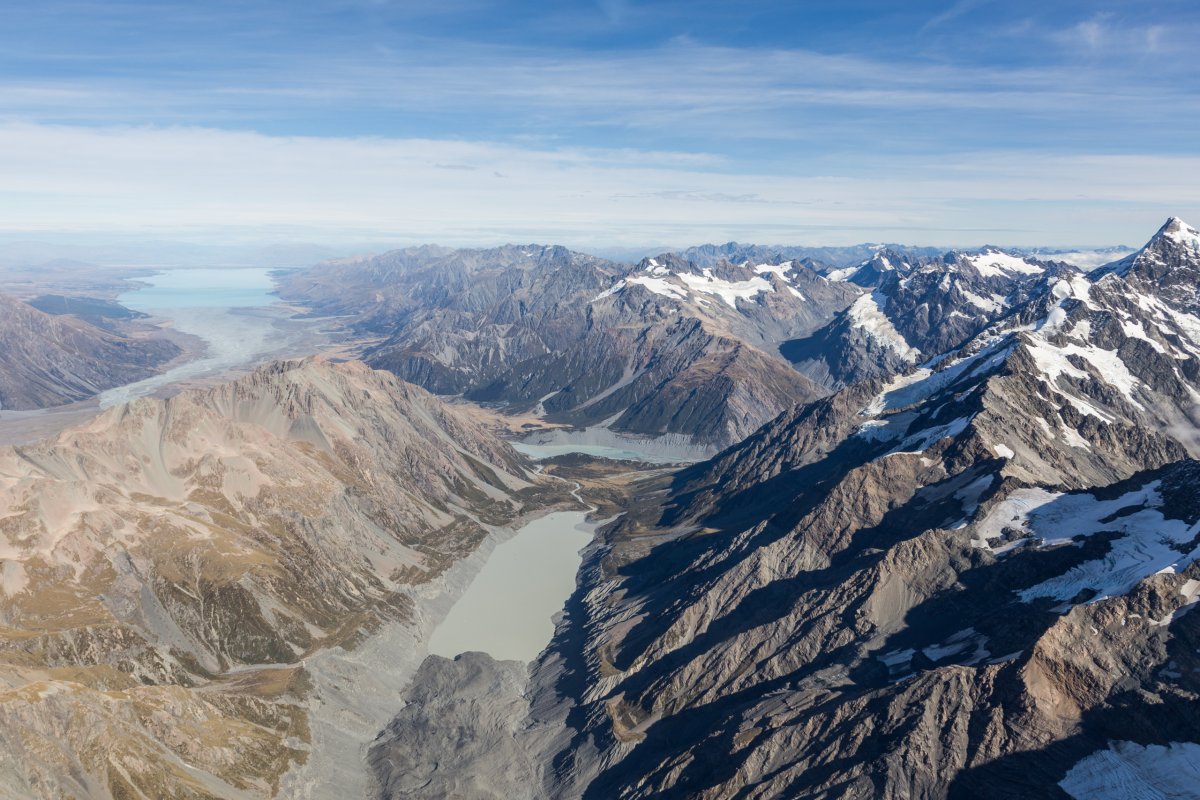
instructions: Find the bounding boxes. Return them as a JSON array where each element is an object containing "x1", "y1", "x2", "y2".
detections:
[
  {"x1": 921, "y1": 0, "x2": 990, "y2": 32},
  {"x1": 1073, "y1": 14, "x2": 1109, "y2": 49},
  {"x1": 0, "y1": 123, "x2": 1195, "y2": 248},
  {"x1": 1050, "y1": 12, "x2": 1179, "y2": 55},
  {"x1": 2, "y1": 38, "x2": 1196, "y2": 164}
]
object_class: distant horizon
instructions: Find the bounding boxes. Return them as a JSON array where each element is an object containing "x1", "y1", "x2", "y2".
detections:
[
  {"x1": 0, "y1": 227, "x2": 1148, "y2": 270},
  {"x1": 0, "y1": 214, "x2": 1154, "y2": 249}
]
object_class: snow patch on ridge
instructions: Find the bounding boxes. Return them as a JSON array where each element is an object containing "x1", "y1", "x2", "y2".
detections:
[
  {"x1": 590, "y1": 280, "x2": 627, "y2": 302},
  {"x1": 752, "y1": 262, "x2": 793, "y2": 280},
  {"x1": 967, "y1": 250, "x2": 1044, "y2": 278},
  {"x1": 847, "y1": 291, "x2": 920, "y2": 362},
  {"x1": 972, "y1": 482, "x2": 1200, "y2": 604},
  {"x1": 677, "y1": 269, "x2": 773, "y2": 308},
  {"x1": 824, "y1": 266, "x2": 859, "y2": 282},
  {"x1": 627, "y1": 276, "x2": 687, "y2": 300},
  {"x1": 960, "y1": 288, "x2": 1005, "y2": 314},
  {"x1": 1060, "y1": 741, "x2": 1200, "y2": 800},
  {"x1": 1024, "y1": 337, "x2": 1142, "y2": 411}
]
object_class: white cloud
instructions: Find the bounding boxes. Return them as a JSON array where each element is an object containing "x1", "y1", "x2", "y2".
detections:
[
  {"x1": 0, "y1": 123, "x2": 1197, "y2": 248},
  {"x1": 1052, "y1": 13, "x2": 1178, "y2": 55},
  {"x1": 1073, "y1": 16, "x2": 1108, "y2": 49},
  {"x1": 1, "y1": 38, "x2": 1193, "y2": 138}
]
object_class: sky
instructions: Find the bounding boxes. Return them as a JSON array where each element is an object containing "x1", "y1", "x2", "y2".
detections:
[{"x1": 1, "y1": 0, "x2": 1198, "y2": 252}]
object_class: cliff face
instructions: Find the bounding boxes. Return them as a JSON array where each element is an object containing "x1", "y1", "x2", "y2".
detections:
[
  {"x1": 0, "y1": 292, "x2": 180, "y2": 409},
  {"x1": 0, "y1": 358, "x2": 563, "y2": 799}
]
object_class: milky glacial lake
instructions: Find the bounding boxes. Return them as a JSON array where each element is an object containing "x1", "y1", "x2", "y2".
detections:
[
  {"x1": 99, "y1": 268, "x2": 305, "y2": 407},
  {"x1": 512, "y1": 427, "x2": 713, "y2": 464},
  {"x1": 512, "y1": 440, "x2": 677, "y2": 462},
  {"x1": 428, "y1": 510, "x2": 595, "y2": 662}
]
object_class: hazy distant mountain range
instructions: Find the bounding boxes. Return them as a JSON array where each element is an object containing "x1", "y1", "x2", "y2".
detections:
[
  {"x1": 279, "y1": 245, "x2": 853, "y2": 451},
  {"x1": 278, "y1": 239, "x2": 1106, "y2": 452}
]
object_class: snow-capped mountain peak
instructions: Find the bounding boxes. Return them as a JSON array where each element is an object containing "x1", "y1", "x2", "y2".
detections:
[
  {"x1": 1160, "y1": 215, "x2": 1200, "y2": 243},
  {"x1": 1092, "y1": 216, "x2": 1200, "y2": 315},
  {"x1": 1099, "y1": 216, "x2": 1200, "y2": 273}
]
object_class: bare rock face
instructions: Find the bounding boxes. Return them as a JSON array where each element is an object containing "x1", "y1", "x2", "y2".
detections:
[
  {"x1": 0, "y1": 358, "x2": 561, "y2": 799},
  {"x1": 278, "y1": 245, "x2": 854, "y2": 449},
  {"x1": 0, "y1": 292, "x2": 180, "y2": 409},
  {"x1": 527, "y1": 219, "x2": 1200, "y2": 800}
]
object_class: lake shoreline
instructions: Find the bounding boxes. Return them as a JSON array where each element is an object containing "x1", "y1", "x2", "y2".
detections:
[{"x1": 280, "y1": 489, "x2": 595, "y2": 799}]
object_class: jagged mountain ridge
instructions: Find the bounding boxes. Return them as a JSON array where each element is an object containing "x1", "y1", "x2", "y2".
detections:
[
  {"x1": 0, "y1": 358, "x2": 566, "y2": 799},
  {"x1": 677, "y1": 241, "x2": 945, "y2": 269},
  {"x1": 0, "y1": 292, "x2": 180, "y2": 409},
  {"x1": 781, "y1": 247, "x2": 1067, "y2": 389},
  {"x1": 279, "y1": 244, "x2": 857, "y2": 449},
  {"x1": 521, "y1": 218, "x2": 1200, "y2": 799}
]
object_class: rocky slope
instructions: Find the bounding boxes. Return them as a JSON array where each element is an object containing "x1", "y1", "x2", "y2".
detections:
[
  {"x1": 0, "y1": 357, "x2": 567, "y2": 799},
  {"x1": 521, "y1": 218, "x2": 1200, "y2": 799},
  {"x1": 279, "y1": 245, "x2": 855, "y2": 450},
  {"x1": 0, "y1": 292, "x2": 180, "y2": 409},
  {"x1": 26, "y1": 293, "x2": 148, "y2": 330},
  {"x1": 368, "y1": 652, "x2": 537, "y2": 800}
]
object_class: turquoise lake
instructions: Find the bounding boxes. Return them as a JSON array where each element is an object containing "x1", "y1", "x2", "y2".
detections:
[
  {"x1": 99, "y1": 267, "x2": 311, "y2": 408},
  {"x1": 118, "y1": 267, "x2": 279, "y2": 311}
]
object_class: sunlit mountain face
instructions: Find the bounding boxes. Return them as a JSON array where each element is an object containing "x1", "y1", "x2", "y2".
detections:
[
  {"x1": 0, "y1": 1, "x2": 1197, "y2": 799},
  {"x1": 1, "y1": 218, "x2": 1198, "y2": 800}
]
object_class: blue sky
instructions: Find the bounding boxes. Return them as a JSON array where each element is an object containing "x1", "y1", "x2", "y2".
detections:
[{"x1": 1, "y1": 0, "x2": 1198, "y2": 249}]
